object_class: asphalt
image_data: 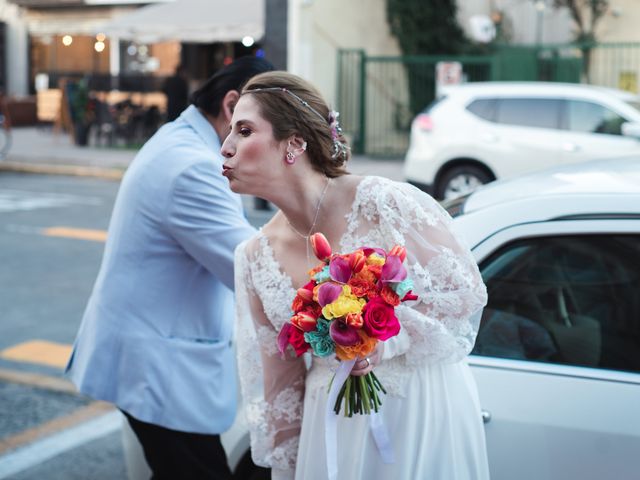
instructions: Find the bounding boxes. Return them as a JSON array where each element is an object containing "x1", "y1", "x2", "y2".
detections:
[{"x1": 0, "y1": 126, "x2": 404, "y2": 182}]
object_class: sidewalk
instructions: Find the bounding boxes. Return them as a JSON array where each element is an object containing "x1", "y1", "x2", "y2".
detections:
[{"x1": 0, "y1": 127, "x2": 404, "y2": 181}]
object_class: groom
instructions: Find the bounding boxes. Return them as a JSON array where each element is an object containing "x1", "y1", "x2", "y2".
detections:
[{"x1": 66, "y1": 56, "x2": 273, "y2": 479}]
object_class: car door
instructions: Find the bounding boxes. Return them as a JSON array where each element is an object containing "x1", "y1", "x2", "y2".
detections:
[
  {"x1": 468, "y1": 219, "x2": 640, "y2": 480},
  {"x1": 488, "y1": 97, "x2": 565, "y2": 178},
  {"x1": 560, "y1": 99, "x2": 640, "y2": 165}
]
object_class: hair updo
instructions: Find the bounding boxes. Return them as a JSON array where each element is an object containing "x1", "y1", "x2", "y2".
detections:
[{"x1": 241, "y1": 71, "x2": 350, "y2": 178}]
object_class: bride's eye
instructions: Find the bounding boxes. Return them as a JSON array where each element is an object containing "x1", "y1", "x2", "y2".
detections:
[{"x1": 239, "y1": 127, "x2": 252, "y2": 137}]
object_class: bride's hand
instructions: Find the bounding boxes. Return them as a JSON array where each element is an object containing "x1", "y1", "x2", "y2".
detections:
[{"x1": 349, "y1": 342, "x2": 384, "y2": 376}]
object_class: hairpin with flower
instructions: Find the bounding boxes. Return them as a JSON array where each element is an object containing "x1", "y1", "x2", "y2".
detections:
[{"x1": 328, "y1": 110, "x2": 350, "y2": 160}]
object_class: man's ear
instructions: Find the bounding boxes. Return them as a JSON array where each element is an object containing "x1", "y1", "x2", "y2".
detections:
[{"x1": 220, "y1": 90, "x2": 240, "y2": 122}]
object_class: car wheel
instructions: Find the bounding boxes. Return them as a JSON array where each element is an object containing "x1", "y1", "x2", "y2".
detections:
[{"x1": 436, "y1": 165, "x2": 492, "y2": 200}]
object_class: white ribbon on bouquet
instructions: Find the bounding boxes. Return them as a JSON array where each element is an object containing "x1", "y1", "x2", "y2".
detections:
[{"x1": 325, "y1": 360, "x2": 395, "y2": 480}]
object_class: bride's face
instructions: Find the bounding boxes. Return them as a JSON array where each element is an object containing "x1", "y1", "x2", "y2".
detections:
[{"x1": 221, "y1": 95, "x2": 284, "y2": 196}]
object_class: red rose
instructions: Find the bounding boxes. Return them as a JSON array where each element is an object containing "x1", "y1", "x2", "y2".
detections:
[
  {"x1": 362, "y1": 297, "x2": 400, "y2": 341},
  {"x1": 289, "y1": 326, "x2": 309, "y2": 357}
]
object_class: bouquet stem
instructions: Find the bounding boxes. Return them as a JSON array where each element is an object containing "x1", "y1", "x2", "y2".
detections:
[{"x1": 331, "y1": 372, "x2": 386, "y2": 416}]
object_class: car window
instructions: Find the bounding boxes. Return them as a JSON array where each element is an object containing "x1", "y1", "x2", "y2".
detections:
[
  {"x1": 466, "y1": 99, "x2": 496, "y2": 121},
  {"x1": 566, "y1": 100, "x2": 628, "y2": 135},
  {"x1": 472, "y1": 234, "x2": 640, "y2": 374},
  {"x1": 495, "y1": 98, "x2": 561, "y2": 129}
]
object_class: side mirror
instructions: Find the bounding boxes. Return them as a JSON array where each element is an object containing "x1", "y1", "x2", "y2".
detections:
[{"x1": 621, "y1": 121, "x2": 640, "y2": 139}]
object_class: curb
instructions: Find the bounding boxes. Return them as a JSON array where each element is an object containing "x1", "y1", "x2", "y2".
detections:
[{"x1": 0, "y1": 162, "x2": 125, "y2": 180}]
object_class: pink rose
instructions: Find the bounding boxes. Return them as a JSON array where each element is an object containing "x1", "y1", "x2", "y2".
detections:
[{"x1": 362, "y1": 297, "x2": 400, "y2": 341}]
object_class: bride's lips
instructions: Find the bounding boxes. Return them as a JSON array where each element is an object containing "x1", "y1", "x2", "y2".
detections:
[{"x1": 222, "y1": 165, "x2": 233, "y2": 178}]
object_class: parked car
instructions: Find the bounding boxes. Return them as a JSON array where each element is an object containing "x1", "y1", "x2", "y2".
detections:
[
  {"x1": 448, "y1": 156, "x2": 640, "y2": 479},
  {"x1": 404, "y1": 81, "x2": 640, "y2": 199}
]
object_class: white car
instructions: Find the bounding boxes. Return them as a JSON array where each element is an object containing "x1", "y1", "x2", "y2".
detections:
[
  {"x1": 449, "y1": 157, "x2": 640, "y2": 480},
  {"x1": 404, "y1": 81, "x2": 640, "y2": 199}
]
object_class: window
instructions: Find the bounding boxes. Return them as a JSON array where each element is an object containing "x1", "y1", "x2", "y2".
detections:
[
  {"x1": 472, "y1": 234, "x2": 640, "y2": 373},
  {"x1": 495, "y1": 98, "x2": 561, "y2": 129},
  {"x1": 466, "y1": 99, "x2": 496, "y2": 121},
  {"x1": 566, "y1": 100, "x2": 627, "y2": 135}
]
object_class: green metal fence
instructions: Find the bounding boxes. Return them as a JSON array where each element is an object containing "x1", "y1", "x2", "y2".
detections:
[{"x1": 338, "y1": 42, "x2": 640, "y2": 157}]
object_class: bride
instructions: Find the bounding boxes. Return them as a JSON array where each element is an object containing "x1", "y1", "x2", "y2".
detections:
[{"x1": 221, "y1": 71, "x2": 490, "y2": 480}]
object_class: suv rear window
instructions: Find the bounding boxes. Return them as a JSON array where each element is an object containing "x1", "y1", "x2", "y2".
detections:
[
  {"x1": 495, "y1": 98, "x2": 561, "y2": 129},
  {"x1": 466, "y1": 99, "x2": 497, "y2": 121}
]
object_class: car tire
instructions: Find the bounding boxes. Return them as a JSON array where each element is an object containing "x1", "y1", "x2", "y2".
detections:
[{"x1": 436, "y1": 164, "x2": 493, "y2": 200}]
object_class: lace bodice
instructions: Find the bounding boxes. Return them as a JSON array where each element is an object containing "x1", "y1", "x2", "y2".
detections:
[{"x1": 234, "y1": 176, "x2": 488, "y2": 476}]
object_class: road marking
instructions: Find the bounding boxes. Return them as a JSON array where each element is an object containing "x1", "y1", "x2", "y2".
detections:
[
  {"x1": 42, "y1": 226, "x2": 107, "y2": 242},
  {"x1": 0, "y1": 368, "x2": 76, "y2": 394},
  {"x1": 4, "y1": 224, "x2": 108, "y2": 242},
  {"x1": 0, "y1": 401, "x2": 113, "y2": 455},
  {"x1": 0, "y1": 406, "x2": 121, "y2": 479},
  {"x1": 0, "y1": 189, "x2": 103, "y2": 212},
  {"x1": 0, "y1": 341, "x2": 72, "y2": 369}
]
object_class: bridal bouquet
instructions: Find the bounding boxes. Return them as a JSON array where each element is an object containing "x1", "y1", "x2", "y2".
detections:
[{"x1": 277, "y1": 233, "x2": 417, "y2": 416}]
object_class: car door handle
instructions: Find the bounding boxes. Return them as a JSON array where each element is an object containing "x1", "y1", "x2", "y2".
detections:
[
  {"x1": 481, "y1": 409, "x2": 491, "y2": 424},
  {"x1": 562, "y1": 142, "x2": 581, "y2": 152}
]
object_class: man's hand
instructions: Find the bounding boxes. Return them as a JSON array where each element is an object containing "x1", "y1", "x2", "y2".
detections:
[{"x1": 349, "y1": 342, "x2": 384, "y2": 377}]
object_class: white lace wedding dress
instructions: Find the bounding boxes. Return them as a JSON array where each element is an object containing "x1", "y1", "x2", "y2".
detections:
[{"x1": 234, "y1": 177, "x2": 490, "y2": 480}]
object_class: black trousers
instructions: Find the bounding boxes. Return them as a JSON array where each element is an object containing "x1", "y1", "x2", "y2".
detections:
[{"x1": 122, "y1": 411, "x2": 232, "y2": 480}]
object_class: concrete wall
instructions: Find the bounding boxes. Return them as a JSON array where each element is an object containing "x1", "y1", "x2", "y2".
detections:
[
  {"x1": 0, "y1": 0, "x2": 29, "y2": 96},
  {"x1": 458, "y1": 0, "x2": 573, "y2": 45},
  {"x1": 288, "y1": 0, "x2": 401, "y2": 106},
  {"x1": 596, "y1": 0, "x2": 640, "y2": 42}
]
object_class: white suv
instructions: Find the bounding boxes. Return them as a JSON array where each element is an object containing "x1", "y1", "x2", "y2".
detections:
[{"x1": 403, "y1": 82, "x2": 640, "y2": 199}]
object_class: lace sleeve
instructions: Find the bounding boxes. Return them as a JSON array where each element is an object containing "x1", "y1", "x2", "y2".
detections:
[
  {"x1": 234, "y1": 240, "x2": 306, "y2": 478},
  {"x1": 345, "y1": 178, "x2": 487, "y2": 365}
]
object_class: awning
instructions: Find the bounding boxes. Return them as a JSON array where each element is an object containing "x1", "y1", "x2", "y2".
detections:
[
  {"x1": 23, "y1": 8, "x2": 132, "y2": 37},
  {"x1": 98, "y1": 0, "x2": 265, "y2": 44}
]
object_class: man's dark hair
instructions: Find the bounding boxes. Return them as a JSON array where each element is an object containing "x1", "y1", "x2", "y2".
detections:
[{"x1": 190, "y1": 56, "x2": 274, "y2": 117}]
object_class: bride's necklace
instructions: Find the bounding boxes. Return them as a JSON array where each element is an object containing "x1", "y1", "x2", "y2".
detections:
[{"x1": 284, "y1": 177, "x2": 332, "y2": 265}]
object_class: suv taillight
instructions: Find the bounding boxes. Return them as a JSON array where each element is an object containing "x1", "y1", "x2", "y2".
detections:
[{"x1": 413, "y1": 114, "x2": 433, "y2": 132}]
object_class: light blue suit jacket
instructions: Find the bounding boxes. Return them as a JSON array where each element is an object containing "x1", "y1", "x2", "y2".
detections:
[{"x1": 66, "y1": 106, "x2": 256, "y2": 434}]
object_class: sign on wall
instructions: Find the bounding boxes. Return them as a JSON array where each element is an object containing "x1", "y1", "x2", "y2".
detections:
[{"x1": 435, "y1": 61, "x2": 463, "y2": 98}]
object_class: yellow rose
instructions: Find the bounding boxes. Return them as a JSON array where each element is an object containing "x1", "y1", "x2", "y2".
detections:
[
  {"x1": 322, "y1": 285, "x2": 366, "y2": 319},
  {"x1": 366, "y1": 254, "x2": 385, "y2": 266}
]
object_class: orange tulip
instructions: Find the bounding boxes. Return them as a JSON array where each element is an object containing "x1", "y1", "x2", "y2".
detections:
[
  {"x1": 389, "y1": 245, "x2": 407, "y2": 262},
  {"x1": 310, "y1": 232, "x2": 332, "y2": 261},
  {"x1": 291, "y1": 310, "x2": 318, "y2": 332},
  {"x1": 296, "y1": 286, "x2": 314, "y2": 302},
  {"x1": 349, "y1": 250, "x2": 366, "y2": 273}
]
